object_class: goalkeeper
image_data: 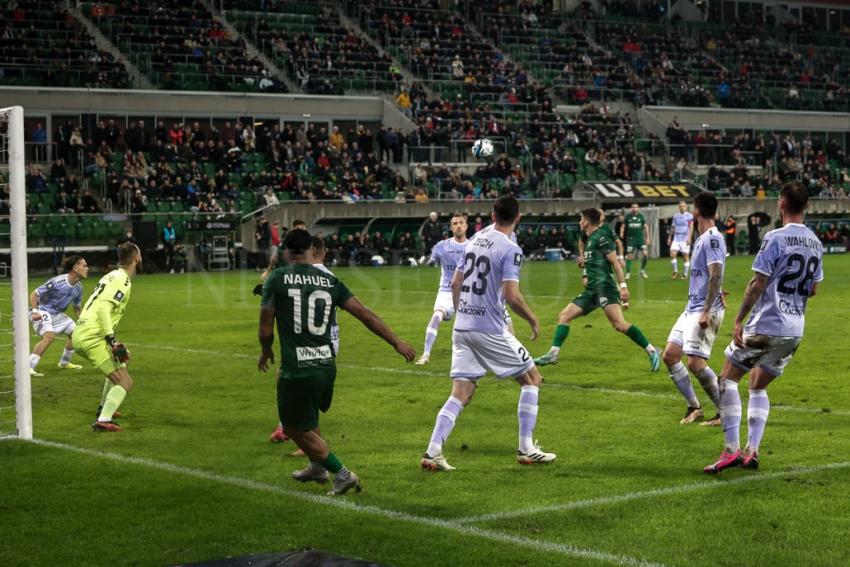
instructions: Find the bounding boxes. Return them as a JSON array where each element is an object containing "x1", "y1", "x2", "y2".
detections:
[{"x1": 72, "y1": 243, "x2": 142, "y2": 432}]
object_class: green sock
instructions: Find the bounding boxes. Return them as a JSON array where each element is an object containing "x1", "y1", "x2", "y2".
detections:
[
  {"x1": 626, "y1": 259, "x2": 632, "y2": 274},
  {"x1": 98, "y1": 385, "x2": 127, "y2": 421},
  {"x1": 625, "y1": 325, "x2": 650, "y2": 349},
  {"x1": 100, "y1": 379, "x2": 112, "y2": 405},
  {"x1": 640, "y1": 255, "x2": 648, "y2": 270},
  {"x1": 552, "y1": 324, "x2": 570, "y2": 348},
  {"x1": 321, "y1": 451, "x2": 343, "y2": 474}
]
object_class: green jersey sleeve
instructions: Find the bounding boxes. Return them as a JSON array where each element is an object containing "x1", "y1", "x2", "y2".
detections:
[{"x1": 333, "y1": 279, "x2": 353, "y2": 307}]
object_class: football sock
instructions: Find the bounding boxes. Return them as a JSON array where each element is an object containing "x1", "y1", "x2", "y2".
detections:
[
  {"x1": 98, "y1": 385, "x2": 127, "y2": 422},
  {"x1": 746, "y1": 389, "x2": 770, "y2": 452},
  {"x1": 640, "y1": 255, "x2": 648, "y2": 270},
  {"x1": 669, "y1": 362, "x2": 699, "y2": 408},
  {"x1": 517, "y1": 385, "x2": 539, "y2": 453},
  {"x1": 719, "y1": 378, "x2": 741, "y2": 451},
  {"x1": 422, "y1": 312, "x2": 442, "y2": 356},
  {"x1": 683, "y1": 261, "x2": 690, "y2": 275},
  {"x1": 696, "y1": 367, "x2": 721, "y2": 407},
  {"x1": 626, "y1": 259, "x2": 632, "y2": 274},
  {"x1": 671, "y1": 258, "x2": 678, "y2": 273},
  {"x1": 625, "y1": 324, "x2": 650, "y2": 349},
  {"x1": 30, "y1": 353, "x2": 41, "y2": 369},
  {"x1": 321, "y1": 451, "x2": 344, "y2": 475},
  {"x1": 59, "y1": 348, "x2": 74, "y2": 366},
  {"x1": 100, "y1": 379, "x2": 112, "y2": 405},
  {"x1": 336, "y1": 466, "x2": 352, "y2": 481},
  {"x1": 427, "y1": 396, "x2": 463, "y2": 457},
  {"x1": 551, "y1": 324, "x2": 570, "y2": 349}
]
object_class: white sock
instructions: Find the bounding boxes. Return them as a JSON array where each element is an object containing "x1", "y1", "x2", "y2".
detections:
[
  {"x1": 550, "y1": 346, "x2": 561, "y2": 356},
  {"x1": 30, "y1": 353, "x2": 41, "y2": 369},
  {"x1": 669, "y1": 361, "x2": 700, "y2": 408},
  {"x1": 59, "y1": 348, "x2": 74, "y2": 366},
  {"x1": 645, "y1": 343, "x2": 656, "y2": 355},
  {"x1": 671, "y1": 258, "x2": 678, "y2": 273},
  {"x1": 683, "y1": 261, "x2": 690, "y2": 274}
]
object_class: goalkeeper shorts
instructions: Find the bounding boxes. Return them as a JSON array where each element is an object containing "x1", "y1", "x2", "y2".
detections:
[{"x1": 72, "y1": 332, "x2": 126, "y2": 376}]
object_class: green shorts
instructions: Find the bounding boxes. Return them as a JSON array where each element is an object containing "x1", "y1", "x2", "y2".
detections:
[
  {"x1": 572, "y1": 285, "x2": 621, "y2": 315},
  {"x1": 71, "y1": 332, "x2": 125, "y2": 376},
  {"x1": 626, "y1": 241, "x2": 646, "y2": 254},
  {"x1": 277, "y1": 370, "x2": 336, "y2": 432}
]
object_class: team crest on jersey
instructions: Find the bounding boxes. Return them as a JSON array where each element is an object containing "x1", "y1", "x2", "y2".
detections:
[
  {"x1": 114, "y1": 291, "x2": 125, "y2": 301},
  {"x1": 514, "y1": 253, "x2": 523, "y2": 266},
  {"x1": 710, "y1": 239, "x2": 719, "y2": 250}
]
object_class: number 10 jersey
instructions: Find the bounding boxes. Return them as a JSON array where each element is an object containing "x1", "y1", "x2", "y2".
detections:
[
  {"x1": 453, "y1": 229, "x2": 523, "y2": 334},
  {"x1": 746, "y1": 223, "x2": 824, "y2": 338}
]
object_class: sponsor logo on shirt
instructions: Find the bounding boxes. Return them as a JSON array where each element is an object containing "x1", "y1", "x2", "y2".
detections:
[
  {"x1": 457, "y1": 299, "x2": 487, "y2": 317},
  {"x1": 296, "y1": 345, "x2": 333, "y2": 362},
  {"x1": 779, "y1": 299, "x2": 805, "y2": 316}
]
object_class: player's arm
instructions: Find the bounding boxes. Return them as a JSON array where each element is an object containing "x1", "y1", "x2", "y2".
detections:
[
  {"x1": 257, "y1": 304, "x2": 275, "y2": 371},
  {"x1": 29, "y1": 290, "x2": 42, "y2": 320},
  {"x1": 341, "y1": 296, "x2": 415, "y2": 362},
  {"x1": 687, "y1": 220, "x2": 694, "y2": 244},
  {"x1": 643, "y1": 221, "x2": 650, "y2": 248},
  {"x1": 615, "y1": 237, "x2": 624, "y2": 265},
  {"x1": 577, "y1": 237, "x2": 585, "y2": 268},
  {"x1": 451, "y1": 267, "x2": 463, "y2": 309},
  {"x1": 666, "y1": 221, "x2": 673, "y2": 245},
  {"x1": 502, "y1": 281, "x2": 539, "y2": 341},
  {"x1": 810, "y1": 282, "x2": 820, "y2": 299},
  {"x1": 732, "y1": 272, "x2": 768, "y2": 347},
  {"x1": 606, "y1": 250, "x2": 629, "y2": 306},
  {"x1": 700, "y1": 262, "x2": 723, "y2": 328}
]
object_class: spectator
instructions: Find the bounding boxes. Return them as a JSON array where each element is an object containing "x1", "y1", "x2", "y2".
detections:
[
  {"x1": 32, "y1": 122, "x2": 47, "y2": 162},
  {"x1": 724, "y1": 215, "x2": 737, "y2": 256},
  {"x1": 747, "y1": 213, "x2": 762, "y2": 255},
  {"x1": 263, "y1": 187, "x2": 279, "y2": 207},
  {"x1": 163, "y1": 221, "x2": 177, "y2": 272},
  {"x1": 420, "y1": 212, "x2": 442, "y2": 261}
]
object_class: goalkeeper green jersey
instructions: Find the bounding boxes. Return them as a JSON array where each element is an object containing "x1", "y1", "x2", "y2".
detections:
[
  {"x1": 584, "y1": 228, "x2": 617, "y2": 289},
  {"x1": 261, "y1": 263, "x2": 353, "y2": 380},
  {"x1": 624, "y1": 212, "x2": 646, "y2": 244},
  {"x1": 75, "y1": 268, "x2": 133, "y2": 340}
]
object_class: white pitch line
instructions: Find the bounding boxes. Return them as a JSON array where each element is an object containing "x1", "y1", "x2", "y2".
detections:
[
  {"x1": 15, "y1": 438, "x2": 665, "y2": 567},
  {"x1": 134, "y1": 344, "x2": 850, "y2": 417},
  {"x1": 454, "y1": 459, "x2": 850, "y2": 525}
]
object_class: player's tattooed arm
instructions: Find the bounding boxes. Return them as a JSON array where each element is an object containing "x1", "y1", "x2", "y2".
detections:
[
  {"x1": 502, "y1": 281, "x2": 539, "y2": 341},
  {"x1": 341, "y1": 297, "x2": 416, "y2": 362},
  {"x1": 700, "y1": 262, "x2": 723, "y2": 328},
  {"x1": 451, "y1": 269, "x2": 463, "y2": 309},
  {"x1": 732, "y1": 273, "x2": 768, "y2": 346},
  {"x1": 258, "y1": 304, "x2": 275, "y2": 371}
]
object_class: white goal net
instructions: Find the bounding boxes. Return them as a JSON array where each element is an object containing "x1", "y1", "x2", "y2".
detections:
[{"x1": 0, "y1": 106, "x2": 32, "y2": 439}]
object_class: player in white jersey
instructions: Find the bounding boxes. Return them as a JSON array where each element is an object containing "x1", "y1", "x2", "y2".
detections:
[
  {"x1": 477, "y1": 221, "x2": 517, "y2": 335},
  {"x1": 415, "y1": 214, "x2": 468, "y2": 365},
  {"x1": 662, "y1": 193, "x2": 726, "y2": 425},
  {"x1": 668, "y1": 201, "x2": 694, "y2": 279},
  {"x1": 420, "y1": 197, "x2": 555, "y2": 471},
  {"x1": 28, "y1": 255, "x2": 89, "y2": 376},
  {"x1": 705, "y1": 182, "x2": 823, "y2": 473},
  {"x1": 269, "y1": 235, "x2": 340, "y2": 451}
]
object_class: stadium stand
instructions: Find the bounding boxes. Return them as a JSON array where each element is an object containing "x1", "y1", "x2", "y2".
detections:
[
  {"x1": 224, "y1": 0, "x2": 398, "y2": 94},
  {"x1": 0, "y1": 0, "x2": 128, "y2": 88},
  {"x1": 83, "y1": 0, "x2": 284, "y2": 92}
]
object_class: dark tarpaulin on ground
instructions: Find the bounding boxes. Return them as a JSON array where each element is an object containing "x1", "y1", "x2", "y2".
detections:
[{"x1": 175, "y1": 549, "x2": 387, "y2": 567}]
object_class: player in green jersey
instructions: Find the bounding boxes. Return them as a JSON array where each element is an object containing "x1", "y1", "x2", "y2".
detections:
[
  {"x1": 578, "y1": 209, "x2": 624, "y2": 287},
  {"x1": 72, "y1": 243, "x2": 141, "y2": 432},
  {"x1": 534, "y1": 208, "x2": 661, "y2": 371},
  {"x1": 258, "y1": 229, "x2": 416, "y2": 495},
  {"x1": 621, "y1": 203, "x2": 650, "y2": 279}
]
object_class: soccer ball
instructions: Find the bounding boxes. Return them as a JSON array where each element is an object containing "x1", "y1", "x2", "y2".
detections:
[{"x1": 471, "y1": 138, "x2": 494, "y2": 159}]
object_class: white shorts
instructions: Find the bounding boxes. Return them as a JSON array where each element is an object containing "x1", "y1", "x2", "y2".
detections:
[
  {"x1": 450, "y1": 329, "x2": 535, "y2": 381},
  {"x1": 666, "y1": 309, "x2": 724, "y2": 359},
  {"x1": 725, "y1": 334, "x2": 802, "y2": 377},
  {"x1": 433, "y1": 290, "x2": 456, "y2": 321},
  {"x1": 30, "y1": 310, "x2": 75, "y2": 337},
  {"x1": 670, "y1": 240, "x2": 690, "y2": 253}
]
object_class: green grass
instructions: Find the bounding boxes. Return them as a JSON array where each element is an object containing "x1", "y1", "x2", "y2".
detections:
[{"x1": 3, "y1": 255, "x2": 850, "y2": 567}]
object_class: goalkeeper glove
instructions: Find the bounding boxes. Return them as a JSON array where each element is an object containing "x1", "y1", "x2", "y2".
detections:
[
  {"x1": 252, "y1": 284, "x2": 263, "y2": 296},
  {"x1": 105, "y1": 335, "x2": 130, "y2": 363}
]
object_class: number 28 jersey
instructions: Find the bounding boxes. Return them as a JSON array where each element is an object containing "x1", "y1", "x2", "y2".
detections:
[
  {"x1": 454, "y1": 229, "x2": 523, "y2": 334},
  {"x1": 746, "y1": 223, "x2": 823, "y2": 338},
  {"x1": 261, "y1": 264, "x2": 353, "y2": 379}
]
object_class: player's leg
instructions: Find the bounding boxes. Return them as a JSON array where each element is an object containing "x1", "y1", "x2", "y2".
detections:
[
  {"x1": 417, "y1": 302, "x2": 449, "y2": 365},
  {"x1": 625, "y1": 247, "x2": 634, "y2": 278},
  {"x1": 29, "y1": 322, "x2": 56, "y2": 376},
  {"x1": 704, "y1": 355, "x2": 748, "y2": 473},
  {"x1": 55, "y1": 317, "x2": 82, "y2": 369},
  {"x1": 670, "y1": 246, "x2": 679, "y2": 278},
  {"x1": 514, "y1": 365, "x2": 555, "y2": 463},
  {"x1": 94, "y1": 366, "x2": 134, "y2": 431},
  {"x1": 662, "y1": 336, "x2": 703, "y2": 423},
  {"x1": 603, "y1": 304, "x2": 660, "y2": 371},
  {"x1": 57, "y1": 337, "x2": 81, "y2": 369},
  {"x1": 534, "y1": 302, "x2": 584, "y2": 366},
  {"x1": 681, "y1": 251, "x2": 690, "y2": 279},
  {"x1": 422, "y1": 379, "x2": 477, "y2": 471},
  {"x1": 640, "y1": 246, "x2": 649, "y2": 277}
]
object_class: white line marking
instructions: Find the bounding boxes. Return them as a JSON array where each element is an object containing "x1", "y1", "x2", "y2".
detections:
[
  {"x1": 454, "y1": 459, "x2": 850, "y2": 524},
  {"x1": 134, "y1": 344, "x2": 850, "y2": 417},
  {"x1": 14, "y1": 438, "x2": 665, "y2": 567}
]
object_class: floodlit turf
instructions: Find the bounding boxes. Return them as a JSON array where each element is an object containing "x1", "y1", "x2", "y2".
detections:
[{"x1": 3, "y1": 254, "x2": 850, "y2": 567}]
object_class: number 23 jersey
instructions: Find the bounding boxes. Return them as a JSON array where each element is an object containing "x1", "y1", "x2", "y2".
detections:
[
  {"x1": 454, "y1": 229, "x2": 523, "y2": 334},
  {"x1": 746, "y1": 223, "x2": 823, "y2": 338}
]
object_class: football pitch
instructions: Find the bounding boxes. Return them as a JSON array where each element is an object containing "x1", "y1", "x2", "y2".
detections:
[{"x1": 3, "y1": 255, "x2": 850, "y2": 567}]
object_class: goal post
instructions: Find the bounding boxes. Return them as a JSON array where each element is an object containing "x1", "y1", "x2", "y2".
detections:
[{"x1": 0, "y1": 106, "x2": 32, "y2": 440}]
